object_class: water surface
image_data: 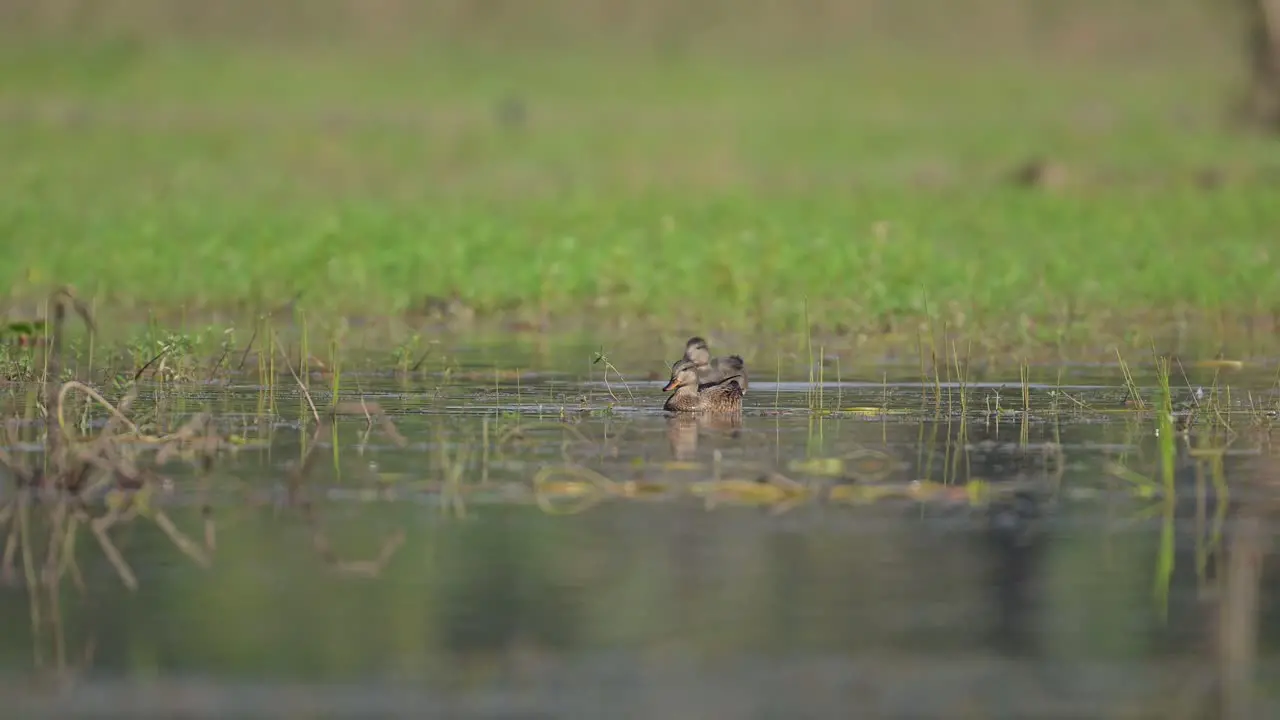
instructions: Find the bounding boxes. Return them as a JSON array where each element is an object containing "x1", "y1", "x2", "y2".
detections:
[{"x1": 1, "y1": 363, "x2": 1278, "y2": 718}]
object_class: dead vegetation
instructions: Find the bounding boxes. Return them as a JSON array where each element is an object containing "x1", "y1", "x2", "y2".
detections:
[{"x1": 0, "y1": 289, "x2": 407, "y2": 608}]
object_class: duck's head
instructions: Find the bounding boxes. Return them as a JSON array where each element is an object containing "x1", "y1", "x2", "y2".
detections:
[
  {"x1": 684, "y1": 337, "x2": 711, "y2": 366},
  {"x1": 663, "y1": 358, "x2": 701, "y2": 392}
]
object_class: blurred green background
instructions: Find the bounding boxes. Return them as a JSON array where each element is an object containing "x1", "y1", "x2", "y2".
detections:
[{"x1": 1, "y1": 0, "x2": 1278, "y2": 350}]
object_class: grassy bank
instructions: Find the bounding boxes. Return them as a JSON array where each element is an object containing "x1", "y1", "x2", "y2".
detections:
[{"x1": 2, "y1": 2, "x2": 1279, "y2": 358}]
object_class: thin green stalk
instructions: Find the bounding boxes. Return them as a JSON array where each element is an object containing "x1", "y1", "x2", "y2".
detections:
[
  {"x1": 1153, "y1": 351, "x2": 1176, "y2": 623},
  {"x1": 804, "y1": 297, "x2": 814, "y2": 410},
  {"x1": 835, "y1": 355, "x2": 843, "y2": 411},
  {"x1": 774, "y1": 352, "x2": 781, "y2": 411},
  {"x1": 299, "y1": 307, "x2": 309, "y2": 389},
  {"x1": 916, "y1": 330, "x2": 929, "y2": 410},
  {"x1": 817, "y1": 343, "x2": 825, "y2": 412},
  {"x1": 1116, "y1": 347, "x2": 1144, "y2": 410},
  {"x1": 1020, "y1": 358, "x2": 1030, "y2": 448}
]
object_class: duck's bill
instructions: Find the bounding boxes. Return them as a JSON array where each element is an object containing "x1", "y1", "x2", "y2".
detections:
[{"x1": 662, "y1": 379, "x2": 678, "y2": 392}]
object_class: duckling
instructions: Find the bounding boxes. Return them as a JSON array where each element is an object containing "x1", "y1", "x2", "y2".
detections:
[
  {"x1": 684, "y1": 336, "x2": 749, "y2": 394},
  {"x1": 663, "y1": 358, "x2": 744, "y2": 413}
]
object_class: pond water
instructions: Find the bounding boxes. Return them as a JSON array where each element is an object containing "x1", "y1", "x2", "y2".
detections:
[{"x1": 1, "y1": 360, "x2": 1278, "y2": 718}]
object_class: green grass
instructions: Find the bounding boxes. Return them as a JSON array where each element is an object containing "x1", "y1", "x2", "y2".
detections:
[{"x1": 3, "y1": 2, "x2": 1280, "y2": 357}]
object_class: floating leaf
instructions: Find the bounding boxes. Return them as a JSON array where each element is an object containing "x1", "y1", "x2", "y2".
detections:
[
  {"x1": 787, "y1": 457, "x2": 844, "y2": 476},
  {"x1": 1193, "y1": 359, "x2": 1243, "y2": 370}
]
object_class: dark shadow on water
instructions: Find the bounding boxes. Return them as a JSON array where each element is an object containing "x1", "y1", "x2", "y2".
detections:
[{"x1": 985, "y1": 490, "x2": 1047, "y2": 659}]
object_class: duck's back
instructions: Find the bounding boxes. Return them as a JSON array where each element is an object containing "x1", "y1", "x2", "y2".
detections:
[
  {"x1": 711, "y1": 355, "x2": 748, "y2": 393},
  {"x1": 702, "y1": 378, "x2": 745, "y2": 411}
]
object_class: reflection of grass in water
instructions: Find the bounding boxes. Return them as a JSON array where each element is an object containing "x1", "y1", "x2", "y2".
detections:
[
  {"x1": 1190, "y1": 441, "x2": 1230, "y2": 589},
  {"x1": 1100, "y1": 349, "x2": 1233, "y2": 624}
]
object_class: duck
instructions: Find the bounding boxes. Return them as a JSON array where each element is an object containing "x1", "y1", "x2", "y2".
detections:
[
  {"x1": 683, "y1": 336, "x2": 749, "y2": 394},
  {"x1": 663, "y1": 358, "x2": 744, "y2": 413}
]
